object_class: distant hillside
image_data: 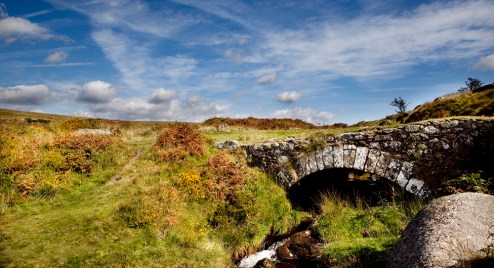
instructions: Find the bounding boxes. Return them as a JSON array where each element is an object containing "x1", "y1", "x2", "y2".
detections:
[
  {"x1": 355, "y1": 86, "x2": 494, "y2": 127},
  {"x1": 402, "y1": 87, "x2": 494, "y2": 123},
  {"x1": 202, "y1": 117, "x2": 317, "y2": 130},
  {"x1": 0, "y1": 108, "x2": 73, "y2": 122}
]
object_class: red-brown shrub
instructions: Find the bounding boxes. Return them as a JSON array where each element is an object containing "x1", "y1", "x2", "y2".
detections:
[{"x1": 153, "y1": 123, "x2": 205, "y2": 161}]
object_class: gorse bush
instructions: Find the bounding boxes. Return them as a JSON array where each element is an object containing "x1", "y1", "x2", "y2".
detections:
[
  {"x1": 153, "y1": 123, "x2": 205, "y2": 161},
  {"x1": 175, "y1": 152, "x2": 245, "y2": 201}
]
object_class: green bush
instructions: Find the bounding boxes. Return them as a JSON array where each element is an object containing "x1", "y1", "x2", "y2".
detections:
[{"x1": 440, "y1": 172, "x2": 492, "y2": 195}]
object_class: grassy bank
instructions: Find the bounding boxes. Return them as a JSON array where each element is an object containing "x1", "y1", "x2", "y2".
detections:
[
  {"x1": 0, "y1": 116, "x2": 303, "y2": 267},
  {"x1": 314, "y1": 192, "x2": 424, "y2": 267}
]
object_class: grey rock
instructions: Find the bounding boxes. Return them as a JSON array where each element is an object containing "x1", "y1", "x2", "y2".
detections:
[
  {"x1": 214, "y1": 140, "x2": 239, "y2": 149},
  {"x1": 217, "y1": 123, "x2": 230, "y2": 132},
  {"x1": 423, "y1": 125, "x2": 439, "y2": 134},
  {"x1": 74, "y1": 128, "x2": 112, "y2": 136},
  {"x1": 213, "y1": 141, "x2": 224, "y2": 149},
  {"x1": 389, "y1": 193, "x2": 494, "y2": 268}
]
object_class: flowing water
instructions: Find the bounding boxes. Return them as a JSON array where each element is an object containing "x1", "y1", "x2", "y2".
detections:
[{"x1": 237, "y1": 241, "x2": 285, "y2": 268}]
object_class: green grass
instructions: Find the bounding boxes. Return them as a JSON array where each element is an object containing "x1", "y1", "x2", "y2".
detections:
[
  {"x1": 314, "y1": 192, "x2": 424, "y2": 268},
  {"x1": 0, "y1": 115, "x2": 304, "y2": 267}
]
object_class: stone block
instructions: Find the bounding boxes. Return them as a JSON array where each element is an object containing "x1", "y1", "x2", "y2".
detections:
[
  {"x1": 333, "y1": 146, "x2": 344, "y2": 168},
  {"x1": 322, "y1": 146, "x2": 334, "y2": 169},
  {"x1": 343, "y1": 147, "x2": 356, "y2": 168},
  {"x1": 384, "y1": 158, "x2": 402, "y2": 182},
  {"x1": 308, "y1": 152, "x2": 318, "y2": 173},
  {"x1": 315, "y1": 150, "x2": 324, "y2": 170},
  {"x1": 375, "y1": 152, "x2": 391, "y2": 177},
  {"x1": 296, "y1": 157, "x2": 308, "y2": 178},
  {"x1": 406, "y1": 178, "x2": 425, "y2": 196},
  {"x1": 396, "y1": 170, "x2": 409, "y2": 188},
  {"x1": 364, "y1": 149, "x2": 381, "y2": 174},
  {"x1": 354, "y1": 146, "x2": 369, "y2": 170}
]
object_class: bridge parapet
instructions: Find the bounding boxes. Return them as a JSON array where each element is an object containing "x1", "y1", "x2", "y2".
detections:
[{"x1": 243, "y1": 119, "x2": 494, "y2": 197}]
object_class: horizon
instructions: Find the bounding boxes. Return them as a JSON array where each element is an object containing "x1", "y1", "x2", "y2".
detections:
[{"x1": 1, "y1": 0, "x2": 494, "y2": 124}]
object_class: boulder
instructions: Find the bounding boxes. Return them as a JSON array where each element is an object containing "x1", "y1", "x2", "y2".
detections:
[{"x1": 388, "y1": 192, "x2": 494, "y2": 268}]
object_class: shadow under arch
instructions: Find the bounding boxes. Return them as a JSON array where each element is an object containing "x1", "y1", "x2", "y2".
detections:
[{"x1": 287, "y1": 168, "x2": 413, "y2": 212}]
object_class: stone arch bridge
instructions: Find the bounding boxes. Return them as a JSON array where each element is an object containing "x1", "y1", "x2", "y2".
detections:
[{"x1": 243, "y1": 119, "x2": 494, "y2": 197}]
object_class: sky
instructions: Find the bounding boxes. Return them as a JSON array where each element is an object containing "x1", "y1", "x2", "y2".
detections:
[{"x1": 0, "y1": 0, "x2": 493, "y2": 124}]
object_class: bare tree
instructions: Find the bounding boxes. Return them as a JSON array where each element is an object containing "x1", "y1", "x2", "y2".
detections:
[
  {"x1": 390, "y1": 97, "x2": 408, "y2": 114},
  {"x1": 459, "y1": 77, "x2": 484, "y2": 92}
]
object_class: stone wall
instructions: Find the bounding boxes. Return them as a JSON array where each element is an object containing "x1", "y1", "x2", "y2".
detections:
[{"x1": 243, "y1": 119, "x2": 494, "y2": 197}]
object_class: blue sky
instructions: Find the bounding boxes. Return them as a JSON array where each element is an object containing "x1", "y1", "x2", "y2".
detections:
[{"x1": 0, "y1": 0, "x2": 493, "y2": 124}]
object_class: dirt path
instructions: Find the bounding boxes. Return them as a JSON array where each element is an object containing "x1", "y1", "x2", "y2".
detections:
[{"x1": 106, "y1": 147, "x2": 143, "y2": 186}]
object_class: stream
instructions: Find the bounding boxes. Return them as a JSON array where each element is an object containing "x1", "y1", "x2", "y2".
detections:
[
  {"x1": 236, "y1": 219, "x2": 329, "y2": 268},
  {"x1": 237, "y1": 168, "x2": 404, "y2": 268}
]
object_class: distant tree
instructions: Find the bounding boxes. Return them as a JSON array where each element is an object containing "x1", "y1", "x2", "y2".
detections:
[
  {"x1": 390, "y1": 97, "x2": 409, "y2": 114},
  {"x1": 459, "y1": 77, "x2": 483, "y2": 92}
]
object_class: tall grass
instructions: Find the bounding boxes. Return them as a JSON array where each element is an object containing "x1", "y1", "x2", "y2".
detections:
[{"x1": 314, "y1": 191, "x2": 424, "y2": 268}]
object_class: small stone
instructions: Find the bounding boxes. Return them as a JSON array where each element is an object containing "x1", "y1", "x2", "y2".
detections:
[
  {"x1": 404, "y1": 125, "x2": 421, "y2": 132},
  {"x1": 254, "y1": 258, "x2": 276, "y2": 268},
  {"x1": 276, "y1": 245, "x2": 294, "y2": 261}
]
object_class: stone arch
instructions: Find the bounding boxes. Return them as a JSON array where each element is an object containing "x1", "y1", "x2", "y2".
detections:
[{"x1": 277, "y1": 145, "x2": 428, "y2": 197}]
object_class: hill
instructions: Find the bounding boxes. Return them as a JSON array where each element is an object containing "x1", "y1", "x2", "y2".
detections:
[
  {"x1": 403, "y1": 87, "x2": 494, "y2": 123},
  {"x1": 355, "y1": 86, "x2": 494, "y2": 127},
  {"x1": 203, "y1": 117, "x2": 317, "y2": 130}
]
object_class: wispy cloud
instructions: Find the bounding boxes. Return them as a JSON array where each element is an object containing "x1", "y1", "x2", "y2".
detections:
[
  {"x1": 261, "y1": 1, "x2": 494, "y2": 79},
  {"x1": 45, "y1": 51, "x2": 68, "y2": 63},
  {"x1": 257, "y1": 71, "x2": 277, "y2": 85}
]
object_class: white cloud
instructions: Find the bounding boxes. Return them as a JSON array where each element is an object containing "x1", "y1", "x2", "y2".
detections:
[
  {"x1": 73, "y1": 110, "x2": 94, "y2": 118},
  {"x1": 148, "y1": 88, "x2": 178, "y2": 104},
  {"x1": 45, "y1": 51, "x2": 68, "y2": 63},
  {"x1": 257, "y1": 72, "x2": 277, "y2": 85},
  {"x1": 0, "y1": 17, "x2": 65, "y2": 43},
  {"x1": 277, "y1": 91, "x2": 301, "y2": 103},
  {"x1": 274, "y1": 107, "x2": 334, "y2": 124},
  {"x1": 86, "y1": 94, "x2": 227, "y2": 121},
  {"x1": 0, "y1": 84, "x2": 55, "y2": 105},
  {"x1": 475, "y1": 53, "x2": 494, "y2": 70},
  {"x1": 78, "y1": 80, "x2": 117, "y2": 104}
]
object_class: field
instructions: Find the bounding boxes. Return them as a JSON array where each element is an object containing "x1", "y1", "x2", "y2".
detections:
[{"x1": 0, "y1": 102, "x2": 491, "y2": 267}]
